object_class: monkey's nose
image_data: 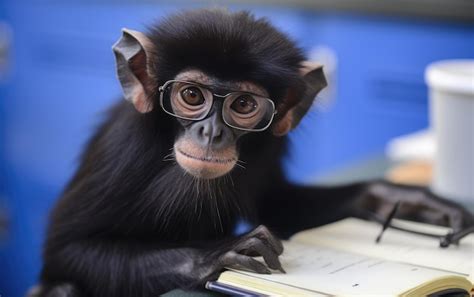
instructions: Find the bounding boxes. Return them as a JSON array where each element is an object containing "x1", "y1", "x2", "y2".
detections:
[
  {"x1": 192, "y1": 119, "x2": 229, "y2": 149},
  {"x1": 200, "y1": 122, "x2": 223, "y2": 143}
]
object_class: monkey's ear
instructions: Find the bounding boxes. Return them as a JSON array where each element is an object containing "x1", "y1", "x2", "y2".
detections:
[
  {"x1": 112, "y1": 28, "x2": 154, "y2": 113},
  {"x1": 272, "y1": 62, "x2": 327, "y2": 136}
]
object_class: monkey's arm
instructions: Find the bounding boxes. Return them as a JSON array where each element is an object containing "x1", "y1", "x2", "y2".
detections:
[
  {"x1": 258, "y1": 180, "x2": 474, "y2": 238},
  {"x1": 41, "y1": 239, "x2": 208, "y2": 296},
  {"x1": 40, "y1": 226, "x2": 284, "y2": 297}
]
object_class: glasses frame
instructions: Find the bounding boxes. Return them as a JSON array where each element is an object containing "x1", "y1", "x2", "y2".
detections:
[
  {"x1": 369, "y1": 202, "x2": 473, "y2": 248},
  {"x1": 158, "y1": 80, "x2": 278, "y2": 132}
]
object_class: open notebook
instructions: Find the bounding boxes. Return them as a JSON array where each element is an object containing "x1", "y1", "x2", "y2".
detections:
[{"x1": 207, "y1": 218, "x2": 473, "y2": 296}]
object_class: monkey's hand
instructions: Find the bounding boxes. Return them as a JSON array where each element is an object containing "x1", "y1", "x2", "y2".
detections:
[
  {"x1": 204, "y1": 225, "x2": 285, "y2": 277},
  {"x1": 360, "y1": 181, "x2": 474, "y2": 232}
]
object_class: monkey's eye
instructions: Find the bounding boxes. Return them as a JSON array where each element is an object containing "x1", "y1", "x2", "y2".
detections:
[
  {"x1": 230, "y1": 95, "x2": 258, "y2": 115},
  {"x1": 180, "y1": 87, "x2": 205, "y2": 106}
]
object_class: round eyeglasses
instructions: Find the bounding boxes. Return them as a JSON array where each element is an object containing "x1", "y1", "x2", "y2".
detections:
[{"x1": 158, "y1": 80, "x2": 277, "y2": 132}]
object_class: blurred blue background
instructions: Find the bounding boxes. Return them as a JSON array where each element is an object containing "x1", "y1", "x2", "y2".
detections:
[{"x1": 0, "y1": 1, "x2": 473, "y2": 296}]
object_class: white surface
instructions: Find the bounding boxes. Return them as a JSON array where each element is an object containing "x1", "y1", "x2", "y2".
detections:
[
  {"x1": 426, "y1": 60, "x2": 474, "y2": 95},
  {"x1": 233, "y1": 242, "x2": 462, "y2": 296},
  {"x1": 386, "y1": 129, "x2": 435, "y2": 162},
  {"x1": 292, "y1": 218, "x2": 473, "y2": 278},
  {"x1": 426, "y1": 60, "x2": 474, "y2": 204},
  {"x1": 230, "y1": 218, "x2": 473, "y2": 296}
]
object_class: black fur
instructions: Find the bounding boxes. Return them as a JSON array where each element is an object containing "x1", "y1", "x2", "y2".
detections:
[
  {"x1": 37, "y1": 9, "x2": 473, "y2": 297},
  {"x1": 40, "y1": 10, "x2": 299, "y2": 296},
  {"x1": 148, "y1": 9, "x2": 306, "y2": 108}
]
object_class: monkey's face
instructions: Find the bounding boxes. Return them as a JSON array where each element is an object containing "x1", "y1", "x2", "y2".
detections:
[
  {"x1": 167, "y1": 70, "x2": 273, "y2": 179},
  {"x1": 112, "y1": 14, "x2": 327, "y2": 180}
]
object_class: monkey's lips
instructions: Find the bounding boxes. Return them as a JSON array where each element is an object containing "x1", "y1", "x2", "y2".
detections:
[{"x1": 175, "y1": 147, "x2": 237, "y2": 179}]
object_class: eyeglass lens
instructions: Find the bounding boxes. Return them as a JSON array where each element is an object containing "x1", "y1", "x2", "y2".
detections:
[{"x1": 161, "y1": 81, "x2": 275, "y2": 131}]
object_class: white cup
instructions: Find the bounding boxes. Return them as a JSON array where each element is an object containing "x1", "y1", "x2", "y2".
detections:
[{"x1": 426, "y1": 60, "x2": 474, "y2": 205}]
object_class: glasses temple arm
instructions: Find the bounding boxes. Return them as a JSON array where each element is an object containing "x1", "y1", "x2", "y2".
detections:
[
  {"x1": 440, "y1": 225, "x2": 474, "y2": 248},
  {"x1": 375, "y1": 201, "x2": 401, "y2": 243}
]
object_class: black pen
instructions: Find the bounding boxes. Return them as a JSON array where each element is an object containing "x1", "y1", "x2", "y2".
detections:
[{"x1": 375, "y1": 201, "x2": 401, "y2": 243}]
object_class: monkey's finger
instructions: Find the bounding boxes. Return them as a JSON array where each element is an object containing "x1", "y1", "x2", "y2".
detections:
[
  {"x1": 445, "y1": 207, "x2": 471, "y2": 231},
  {"x1": 375, "y1": 203, "x2": 398, "y2": 219},
  {"x1": 416, "y1": 209, "x2": 448, "y2": 226},
  {"x1": 436, "y1": 200, "x2": 474, "y2": 231},
  {"x1": 425, "y1": 198, "x2": 471, "y2": 231},
  {"x1": 248, "y1": 225, "x2": 284, "y2": 255},
  {"x1": 235, "y1": 238, "x2": 285, "y2": 273},
  {"x1": 461, "y1": 212, "x2": 474, "y2": 229},
  {"x1": 263, "y1": 232, "x2": 284, "y2": 256},
  {"x1": 221, "y1": 251, "x2": 271, "y2": 274}
]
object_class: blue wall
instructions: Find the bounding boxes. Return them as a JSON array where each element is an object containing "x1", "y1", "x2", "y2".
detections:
[
  {"x1": 286, "y1": 13, "x2": 474, "y2": 182},
  {"x1": 0, "y1": 1, "x2": 472, "y2": 296}
]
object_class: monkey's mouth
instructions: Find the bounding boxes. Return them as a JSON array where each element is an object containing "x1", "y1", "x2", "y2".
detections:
[
  {"x1": 177, "y1": 149, "x2": 236, "y2": 164},
  {"x1": 174, "y1": 145, "x2": 237, "y2": 179}
]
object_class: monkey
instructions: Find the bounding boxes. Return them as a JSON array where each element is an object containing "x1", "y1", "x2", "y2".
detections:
[{"x1": 32, "y1": 9, "x2": 473, "y2": 297}]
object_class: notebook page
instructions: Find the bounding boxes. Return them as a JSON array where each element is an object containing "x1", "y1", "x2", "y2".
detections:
[
  {"x1": 291, "y1": 218, "x2": 474, "y2": 277},
  {"x1": 231, "y1": 241, "x2": 464, "y2": 296}
]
